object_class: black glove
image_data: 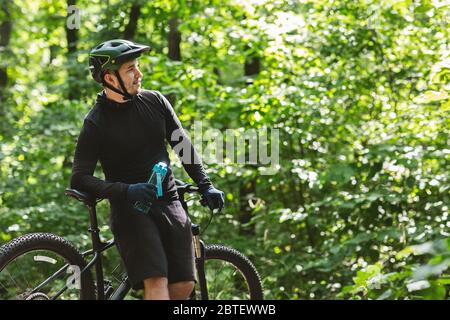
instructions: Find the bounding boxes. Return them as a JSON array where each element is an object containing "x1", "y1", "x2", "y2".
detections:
[
  {"x1": 201, "y1": 186, "x2": 225, "y2": 211},
  {"x1": 126, "y1": 183, "x2": 157, "y2": 204}
]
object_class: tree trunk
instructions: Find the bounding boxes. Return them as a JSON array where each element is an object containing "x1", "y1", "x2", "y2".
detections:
[
  {"x1": 244, "y1": 55, "x2": 260, "y2": 76},
  {"x1": 0, "y1": 0, "x2": 12, "y2": 89},
  {"x1": 239, "y1": 179, "x2": 257, "y2": 236},
  {"x1": 123, "y1": 4, "x2": 141, "y2": 40},
  {"x1": 168, "y1": 18, "x2": 181, "y2": 61},
  {"x1": 65, "y1": 0, "x2": 78, "y2": 100},
  {"x1": 65, "y1": 0, "x2": 78, "y2": 54},
  {"x1": 244, "y1": 44, "x2": 260, "y2": 76}
]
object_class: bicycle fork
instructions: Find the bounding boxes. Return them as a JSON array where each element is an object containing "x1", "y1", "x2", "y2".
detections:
[{"x1": 191, "y1": 224, "x2": 208, "y2": 300}]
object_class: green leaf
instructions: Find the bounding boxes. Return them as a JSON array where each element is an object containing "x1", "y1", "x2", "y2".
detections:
[{"x1": 414, "y1": 91, "x2": 449, "y2": 103}]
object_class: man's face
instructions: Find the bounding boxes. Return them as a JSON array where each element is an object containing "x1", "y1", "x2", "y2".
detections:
[{"x1": 104, "y1": 59, "x2": 143, "y2": 96}]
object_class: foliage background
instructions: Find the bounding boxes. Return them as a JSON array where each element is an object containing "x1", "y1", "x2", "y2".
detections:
[{"x1": 0, "y1": 0, "x2": 449, "y2": 299}]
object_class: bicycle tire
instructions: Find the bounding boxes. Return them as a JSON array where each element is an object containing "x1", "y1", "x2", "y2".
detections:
[
  {"x1": 0, "y1": 233, "x2": 96, "y2": 300},
  {"x1": 204, "y1": 245, "x2": 263, "y2": 300}
]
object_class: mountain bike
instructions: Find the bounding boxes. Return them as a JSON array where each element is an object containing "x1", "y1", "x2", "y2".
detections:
[{"x1": 0, "y1": 179, "x2": 263, "y2": 300}]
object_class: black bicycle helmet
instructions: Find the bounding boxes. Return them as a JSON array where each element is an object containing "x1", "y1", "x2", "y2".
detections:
[{"x1": 89, "y1": 39, "x2": 150, "y2": 100}]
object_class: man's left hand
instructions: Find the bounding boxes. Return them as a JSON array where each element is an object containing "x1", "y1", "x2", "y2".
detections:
[{"x1": 201, "y1": 186, "x2": 225, "y2": 211}]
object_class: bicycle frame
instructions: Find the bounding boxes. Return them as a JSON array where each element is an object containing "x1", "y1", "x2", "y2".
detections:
[
  {"x1": 59, "y1": 181, "x2": 211, "y2": 300},
  {"x1": 80, "y1": 200, "x2": 133, "y2": 300},
  {"x1": 180, "y1": 199, "x2": 209, "y2": 300},
  {"x1": 80, "y1": 238, "x2": 131, "y2": 300}
]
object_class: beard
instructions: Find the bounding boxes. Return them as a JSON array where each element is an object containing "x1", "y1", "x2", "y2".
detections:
[{"x1": 127, "y1": 77, "x2": 142, "y2": 95}]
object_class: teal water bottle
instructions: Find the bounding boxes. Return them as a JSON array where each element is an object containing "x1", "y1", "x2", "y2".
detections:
[{"x1": 134, "y1": 162, "x2": 168, "y2": 214}]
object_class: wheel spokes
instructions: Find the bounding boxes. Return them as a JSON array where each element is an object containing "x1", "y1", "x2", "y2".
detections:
[
  {"x1": 204, "y1": 259, "x2": 250, "y2": 300},
  {"x1": 0, "y1": 250, "x2": 81, "y2": 300}
]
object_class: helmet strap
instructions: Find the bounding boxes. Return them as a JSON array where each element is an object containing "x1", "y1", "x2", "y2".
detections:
[
  {"x1": 101, "y1": 70, "x2": 133, "y2": 101},
  {"x1": 114, "y1": 70, "x2": 133, "y2": 100}
]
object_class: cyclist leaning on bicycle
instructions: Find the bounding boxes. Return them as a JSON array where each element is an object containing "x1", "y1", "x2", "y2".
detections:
[{"x1": 71, "y1": 39, "x2": 225, "y2": 300}]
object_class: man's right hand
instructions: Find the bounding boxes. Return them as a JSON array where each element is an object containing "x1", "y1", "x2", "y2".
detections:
[{"x1": 126, "y1": 183, "x2": 157, "y2": 203}]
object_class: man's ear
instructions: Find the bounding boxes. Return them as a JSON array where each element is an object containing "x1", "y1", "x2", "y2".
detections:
[{"x1": 103, "y1": 71, "x2": 117, "y2": 86}]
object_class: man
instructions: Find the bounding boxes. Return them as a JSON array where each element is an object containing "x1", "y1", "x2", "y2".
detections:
[{"x1": 70, "y1": 39, "x2": 224, "y2": 300}]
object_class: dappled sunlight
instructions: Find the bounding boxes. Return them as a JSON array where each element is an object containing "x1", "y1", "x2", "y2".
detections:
[{"x1": 0, "y1": 0, "x2": 449, "y2": 300}]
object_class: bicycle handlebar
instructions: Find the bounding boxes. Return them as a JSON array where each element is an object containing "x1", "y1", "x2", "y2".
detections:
[
  {"x1": 174, "y1": 178, "x2": 199, "y2": 193},
  {"x1": 66, "y1": 179, "x2": 208, "y2": 208},
  {"x1": 174, "y1": 179, "x2": 210, "y2": 208}
]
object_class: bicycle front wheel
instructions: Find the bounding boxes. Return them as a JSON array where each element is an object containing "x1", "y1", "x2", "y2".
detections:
[
  {"x1": 0, "y1": 233, "x2": 96, "y2": 300},
  {"x1": 201, "y1": 245, "x2": 263, "y2": 300}
]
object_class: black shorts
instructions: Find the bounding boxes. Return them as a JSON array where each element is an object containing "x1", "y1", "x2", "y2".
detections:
[{"x1": 109, "y1": 200, "x2": 195, "y2": 290}]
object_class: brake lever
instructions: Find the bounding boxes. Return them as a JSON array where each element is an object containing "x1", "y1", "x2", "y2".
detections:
[{"x1": 200, "y1": 197, "x2": 224, "y2": 216}]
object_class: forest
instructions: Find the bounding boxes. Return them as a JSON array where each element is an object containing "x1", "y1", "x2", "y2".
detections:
[{"x1": 0, "y1": 0, "x2": 449, "y2": 300}]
